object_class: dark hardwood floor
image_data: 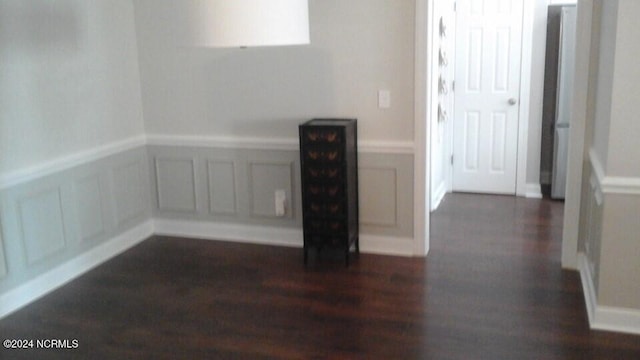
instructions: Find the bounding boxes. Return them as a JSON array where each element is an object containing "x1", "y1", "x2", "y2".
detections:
[{"x1": 1, "y1": 193, "x2": 639, "y2": 359}]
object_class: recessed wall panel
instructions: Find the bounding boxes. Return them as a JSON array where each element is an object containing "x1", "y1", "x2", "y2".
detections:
[
  {"x1": 155, "y1": 158, "x2": 197, "y2": 212},
  {"x1": 464, "y1": 112, "x2": 481, "y2": 171},
  {"x1": 493, "y1": 28, "x2": 510, "y2": 92},
  {"x1": 75, "y1": 175, "x2": 105, "y2": 242},
  {"x1": 491, "y1": 112, "x2": 507, "y2": 172},
  {"x1": 208, "y1": 160, "x2": 237, "y2": 215},
  {"x1": 248, "y1": 162, "x2": 292, "y2": 219},
  {"x1": 467, "y1": 28, "x2": 483, "y2": 92},
  {"x1": 359, "y1": 168, "x2": 397, "y2": 227},
  {"x1": 18, "y1": 188, "x2": 67, "y2": 265},
  {"x1": 113, "y1": 162, "x2": 145, "y2": 226}
]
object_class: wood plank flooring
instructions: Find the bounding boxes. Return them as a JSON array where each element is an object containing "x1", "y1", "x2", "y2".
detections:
[{"x1": 1, "y1": 193, "x2": 639, "y2": 359}]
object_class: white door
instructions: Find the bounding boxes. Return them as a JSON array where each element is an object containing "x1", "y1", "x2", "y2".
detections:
[{"x1": 452, "y1": 0, "x2": 523, "y2": 194}]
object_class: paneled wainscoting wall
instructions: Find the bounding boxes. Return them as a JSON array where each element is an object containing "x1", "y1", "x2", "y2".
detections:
[
  {"x1": 0, "y1": 140, "x2": 414, "y2": 319},
  {"x1": 577, "y1": 151, "x2": 640, "y2": 335},
  {"x1": 0, "y1": 147, "x2": 152, "y2": 317},
  {"x1": 148, "y1": 145, "x2": 414, "y2": 252}
]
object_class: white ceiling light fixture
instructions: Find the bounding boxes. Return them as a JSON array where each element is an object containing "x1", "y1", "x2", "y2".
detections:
[{"x1": 187, "y1": 0, "x2": 310, "y2": 48}]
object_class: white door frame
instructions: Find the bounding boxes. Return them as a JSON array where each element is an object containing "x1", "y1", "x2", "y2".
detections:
[
  {"x1": 414, "y1": 0, "x2": 430, "y2": 256},
  {"x1": 414, "y1": 0, "x2": 573, "y2": 258},
  {"x1": 560, "y1": 0, "x2": 592, "y2": 269}
]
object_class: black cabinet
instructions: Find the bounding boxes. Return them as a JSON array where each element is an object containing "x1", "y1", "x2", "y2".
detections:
[{"x1": 299, "y1": 119, "x2": 359, "y2": 265}]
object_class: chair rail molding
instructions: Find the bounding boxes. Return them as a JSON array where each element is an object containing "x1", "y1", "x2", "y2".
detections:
[
  {"x1": 145, "y1": 134, "x2": 415, "y2": 154},
  {"x1": 589, "y1": 148, "x2": 640, "y2": 196},
  {"x1": 0, "y1": 136, "x2": 147, "y2": 190}
]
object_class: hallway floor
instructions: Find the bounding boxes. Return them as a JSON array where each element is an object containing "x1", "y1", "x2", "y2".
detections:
[{"x1": 1, "y1": 193, "x2": 639, "y2": 359}]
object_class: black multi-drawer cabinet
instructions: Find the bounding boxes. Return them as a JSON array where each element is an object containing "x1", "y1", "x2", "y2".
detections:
[{"x1": 299, "y1": 119, "x2": 359, "y2": 265}]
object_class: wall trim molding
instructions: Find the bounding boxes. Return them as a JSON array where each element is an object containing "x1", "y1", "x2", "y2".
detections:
[
  {"x1": 2, "y1": 135, "x2": 416, "y2": 190},
  {"x1": 589, "y1": 148, "x2": 640, "y2": 196},
  {"x1": 146, "y1": 134, "x2": 415, "y2": 155},
  {"x1": 147, "y1": 134, "x2": 299, "y2": 151},
  {"x1": 0, "y1": 221, "x2": 154, "y2": 320},
  {"x1": 515, "y1": 0, "x2": 536, "y2": 198},
  {"x1": 359, "y1": 234, "x2": 414, "y2": 257},
  {"x1": 525, "y1": 183, "x2": 543, "y2": 199},
  {"x1": 578, "y1": 253, "x2": 598, "y2": 326},
  {"x1": 0, "y1": 135, "x2": 147, "y2": 190},
  {"x1": 578, "y1": 253, "x2": 640, "y2": 335},
  {"x1": 154, "y1": 219, "x2": 302, "y2": 248},
  {"x1": 153, "y1": 218, "x2": 415, "y2": 257}
]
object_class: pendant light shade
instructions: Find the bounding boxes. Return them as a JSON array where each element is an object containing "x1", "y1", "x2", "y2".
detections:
[{"x1": 187, "y1": 0, "x2": 310, "y2": 47}]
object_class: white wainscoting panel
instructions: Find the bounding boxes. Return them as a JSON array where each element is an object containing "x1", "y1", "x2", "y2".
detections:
[
  {"x1": 0, "y1": 145, "x2": 151, "y2": 319},
  {"x1": 359, "y1": 167, "x2": 397, "y2": 227},
  {"x1": 207, "y1": 160, "x2": 238, "y2": 216},
  {"x1": 74, "y1": 174, "x2": 106, "y2": 242},
  {"x1": 155, "y1": 158, "x2": 197, "y2": 213},
  {"x1": 248, "y1": 161, "x2": 294, "y2": 219},
  {"x1": 358, "y1": 153, "x2": 413, "y2": 237},
  {"x1": 113, "y1": 161, "x2": 146, "y2": 227},
  {"x1": 18, "y1": 188, "x2": 67, "y2": 265}
]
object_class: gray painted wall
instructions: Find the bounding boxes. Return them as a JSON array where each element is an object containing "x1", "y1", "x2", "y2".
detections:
[
  {"x1": 0, "y1": 148, "x2": 151, "y2": 294},
  {"x1": 132, "y1": 0, "x2": 416, "y2": 144},
  {"x1": 605, "y1": 0, "x2": 640, "y2": 178},
  {"x1": 591, "y1": 0, "x2": 617, "y2": 167},
  {"x1": 0, "y1": 0, "x2": 145, "y2": 175}
]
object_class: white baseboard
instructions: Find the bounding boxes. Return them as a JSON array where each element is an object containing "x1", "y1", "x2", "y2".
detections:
[
  {"x1": 578, "y1": 253, "x2": 598, "y2": 324},
  {"x1": 153, "y1": 218, "x2": 415, "y2": 257},
  {"x1": 359, "y1": 234, "x2": 414, "y2": 257},
  {"x1": 430, "y1": 181, "x2": 447, "y2": 212},
  {"x1": 578, "y1": 253, "x2": 640, "y2": 335},
  {"x1": 153, "y1": 219, "x2": 303, "y2": 248},
  {"x1": 525, "y1": 183, "x2": 543, "y2": 198},
  {"x1": 0, "y1": 221, "x2": 154, "y2": 319}
]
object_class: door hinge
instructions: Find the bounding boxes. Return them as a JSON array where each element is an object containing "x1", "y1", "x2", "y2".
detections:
[
  {"x1": 452, "y1": 81, "x2": 455, "y2": 92},
  {"x1": 454, "y1": 2, "x2": 457, "y2": 12},
  {"x1": 450, "y1": 155, "x2": 454, "y2": 165}
]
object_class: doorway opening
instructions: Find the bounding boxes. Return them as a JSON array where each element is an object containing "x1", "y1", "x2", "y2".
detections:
[
  {"x1": 428, "y1": 0, "x2": 539, "y2": 215},
  {"x1": 416, "y1": 0, "x2": 576, "y2": 262}
]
